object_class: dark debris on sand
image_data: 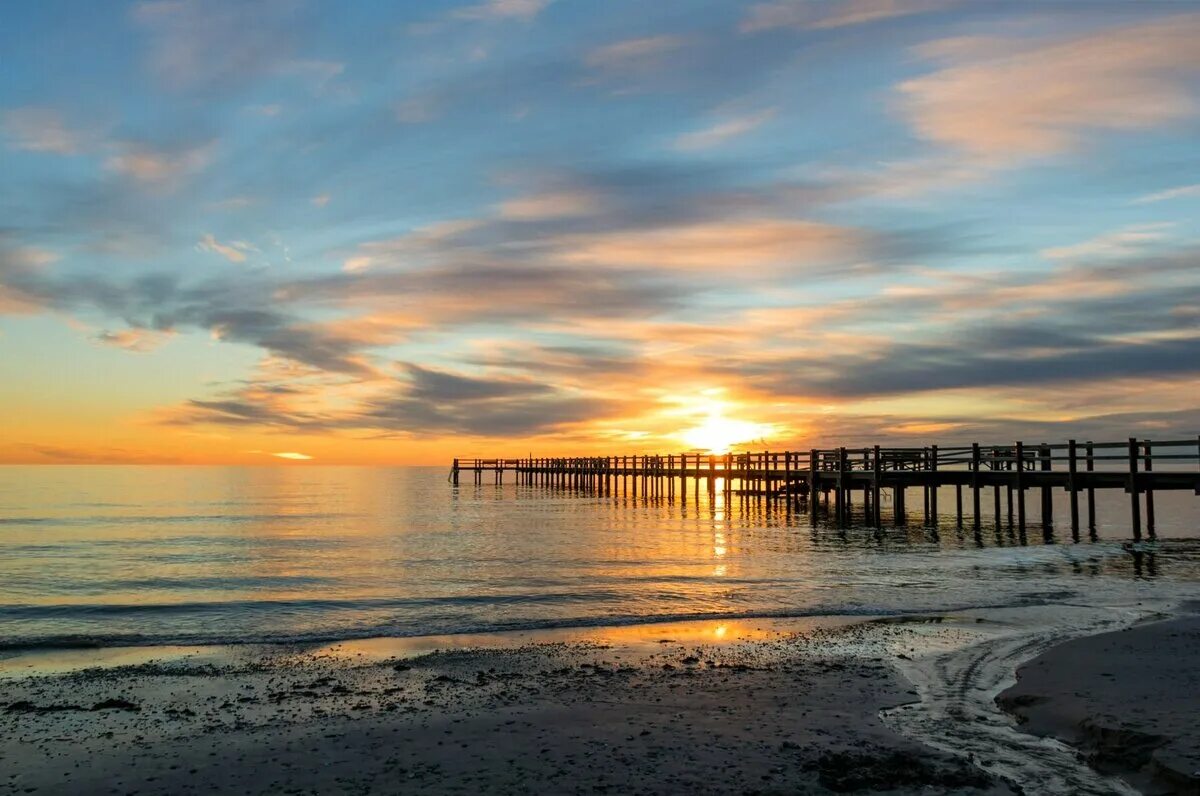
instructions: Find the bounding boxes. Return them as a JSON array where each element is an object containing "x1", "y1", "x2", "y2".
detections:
[{"x1": 0, "y1": 630, "x2": 1016, "y2": 795}]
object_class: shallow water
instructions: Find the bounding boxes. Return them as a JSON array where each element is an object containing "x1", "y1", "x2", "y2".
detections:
[{"x1": 1, "y1": 465, "x2": 1197, "y2": 650}]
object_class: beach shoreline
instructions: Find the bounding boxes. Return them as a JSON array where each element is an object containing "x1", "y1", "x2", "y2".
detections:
[
  {"x1": 997, "y1": 610, "x2": 1200, "y2": 795},
  {"x1": 3, "y1": 603, "x2": 1188, "y2": 795}
]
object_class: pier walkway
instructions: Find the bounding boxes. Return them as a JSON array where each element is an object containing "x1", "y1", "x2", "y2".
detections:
[{"x1": 452, "y1": 438, "x2": 1200, "y2": 540}]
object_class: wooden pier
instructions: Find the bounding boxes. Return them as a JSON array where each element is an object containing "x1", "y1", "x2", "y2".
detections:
[{"x1": 451, "y1": 437, "x2": 1200, "y2": 540}]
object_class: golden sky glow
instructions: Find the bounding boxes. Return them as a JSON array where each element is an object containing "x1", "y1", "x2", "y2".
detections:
[{"x1": 2, "y1": 2, "x2": 1199, "y2": 463}]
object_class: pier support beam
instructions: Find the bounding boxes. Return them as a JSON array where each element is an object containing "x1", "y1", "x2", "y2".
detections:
[
  {"x1": 1128, "y1": 438, "x2": 1141, "y2": 540},
  {"x1": 971, "y1": 443, "x2": 981, "y2": 532},
  {"x1": 1086, "y1": 442, "x2": 1096, "y2": 535},
  {"x1": 929, "y1": 445, "x2": 938, "y2": 525},
  {"x1": 1143, "y1": 441, "x2": 1155, "y2": 538},
  {"x1": 1015, "y1": 441, "x2": 1026, "y2": 534},
  {"x1": 1068, "y1": 440, "x2": 1079, "y2": 540},
  {"x1": 1040, "y1": 443, "x2": 1052, "y2": 533},
  {"x1": 872, "y1": 445, "x2": 882, "y2": 528}
]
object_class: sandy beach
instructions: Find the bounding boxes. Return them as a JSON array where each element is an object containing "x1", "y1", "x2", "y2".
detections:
[
  {"x1": 3, "y1": 603, "x2": 1193, "y2": 795},
  {"x1": 998, "y1": 610, "x2": 1200, "y2": 795}
]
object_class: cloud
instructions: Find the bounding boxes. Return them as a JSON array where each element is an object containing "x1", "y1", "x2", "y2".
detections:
[
  {"x1": 741, "y1": 0, "x2": 954, "y2": 32},
  {"x1": 339, "y1": 219, "x2": 482, "y2": 272},
  {"x1": 497, "y1": 189, "x2": 602, "y2": 220},
  {"x1": 0, "y1": 258, "x2": 380, "y2": 375},
  {"x1": 1040, "y1": 223, "x2": 1173, "y2": 262},
  {"x1": 197, "y1": 233, "x2": 256, "y2": 263},
  {"x1": 269, "y1": 451, "x2": 312, "y2": 460},
  {"x1": 1134, "y1": 183, "x2": 1200, "y2": 204},
  {"x1": 552, "y1": 219, "x2": 888, "y2": 271},
  {"x1": 0, "y1": 242, "x2": 59, "y2": 314},
  {"x1": 1, "y1": 108, "x2": 90, "y2": 155},
  {"x1": 452, "y1": 0, "x2": 551, "y2": 21},
  {"x1": 311, "y1": 194, "x2": 331, "y2": 207},
  {"x1": 802, "y1": 334, "x2": 1200, "y2": 399},
  {"x1": 92, "y1": 328, "x2": 174, "y2": 352},
  {"x1": 584, "y1": 35, "x2": 689, "y2": 76},
  {"x1": 359, "y1": 377, "x2": 608, "y2": 437},
  {"x1": 130, "y1": 0, "x2": 305, "y2": 92},
  {"x1": 673, "y1": 108, "x2": 776, "y2": 151},
  {"x1": 105, "y1": 141, "x2": 215, "y2": 186},
  {"x1": 163, "y1": 364, "x2": 614, "y2": 438},
  {"x1": 898, "y1": 14, "x2": 1200, "y2": 163}
]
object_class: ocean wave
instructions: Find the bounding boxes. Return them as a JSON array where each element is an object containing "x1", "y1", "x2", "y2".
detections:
[{"x1": 0, "y1": 594, "x2": 1090, "y2": 653}]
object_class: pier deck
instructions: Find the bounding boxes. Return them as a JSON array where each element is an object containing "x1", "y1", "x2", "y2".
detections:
[{"x1": 452, "y1": 438, "x2": 1200, "y2": 540}]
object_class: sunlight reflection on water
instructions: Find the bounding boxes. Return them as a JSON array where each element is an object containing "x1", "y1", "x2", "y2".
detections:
[{"x1": 0, "y1": 465, "x2": 1197, "y2": 650}]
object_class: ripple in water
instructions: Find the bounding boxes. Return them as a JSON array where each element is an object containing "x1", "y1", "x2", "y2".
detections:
[{"x1": 0, "y1": 465, "x2": 1197, "y2": 650}]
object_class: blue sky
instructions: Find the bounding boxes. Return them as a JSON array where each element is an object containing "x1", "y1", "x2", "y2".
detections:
[{"x1": 2, "y1": 0, "x2": 1199, "y2": 463}]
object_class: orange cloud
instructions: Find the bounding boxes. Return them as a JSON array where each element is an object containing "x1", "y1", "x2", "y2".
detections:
[
  {"x1": 92, "y1": 328, "x2": 174, "y2": 352},
  {"x1": 198, "y1": 233, "x2": 254, "y2": 263},
  {"x1": 899, "y1": 14, "x2": 1200, "y2": 161},
  {"x1": 555, "y1": 219, "x2": 875, "y2": 270},
  {"x1": 497, "y1": 189, "x2": 603, "y2": 220}
]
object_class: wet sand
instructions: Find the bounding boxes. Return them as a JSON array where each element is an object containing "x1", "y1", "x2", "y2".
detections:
[
  {"x1": 0, "y1": 606, "x2": 1184, "y2": 795},
  {"x1": 998, "y1": 611, "x2": 1200, "y2": 795}
]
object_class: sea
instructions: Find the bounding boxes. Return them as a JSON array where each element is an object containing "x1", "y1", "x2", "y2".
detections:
[{"x1": 1, "y1": 465, "x2": 1198, "y2": 652}]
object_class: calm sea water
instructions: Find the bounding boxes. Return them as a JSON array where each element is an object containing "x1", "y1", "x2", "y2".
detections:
[{"x1": 1, "y1": 466, "x2": 1198, "y2": 651}]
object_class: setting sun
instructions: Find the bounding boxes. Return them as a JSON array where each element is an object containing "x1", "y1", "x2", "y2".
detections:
[{"x1": 680, "y1": 410, "x2": 770, "y2": 454}]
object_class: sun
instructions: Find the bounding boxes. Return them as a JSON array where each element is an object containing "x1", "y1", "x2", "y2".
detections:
[{"x1": 680, "y1": 410, "x2": 768, "y2": 454}]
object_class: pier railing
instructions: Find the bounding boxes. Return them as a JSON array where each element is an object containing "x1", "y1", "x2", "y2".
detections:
[{"x1": 451, "y1": 437, "x2": 1200, "y2": 540}]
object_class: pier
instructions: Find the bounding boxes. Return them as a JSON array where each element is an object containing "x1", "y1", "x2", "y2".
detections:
[{"x1": 451, "y1": 437, "x2": 1200, "y2": 540}]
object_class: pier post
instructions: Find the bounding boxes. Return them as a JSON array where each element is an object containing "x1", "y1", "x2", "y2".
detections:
[
  {"x1": 1068, "y1": 440, "x2": 1079, "y2": 539},
  {"x1": 1039, "y1": 443, "x2": 1052, "y2": 531},
  {"x1": 1143, "y1": 441, "x2": 1155, "y2": 537},
  {"x1": 1086, "y1": 442, "x2": 1095, "y2": 534},
  {"x1": 1015, "y1": 442, "x2": 1026, "y2": 534},
  {"x1": 452, "y1": 458, "x2": 460, "y2": 485},
  {"x1": 993, "y1": 481, "x2": 1001, "y2": 528},
  {"x1": 929, "y1": 445, "x2": 938, "y2": 525},
  {"x1": 808, "y1": 449, "x2": 818, "y2": 518},
  {"x1": 955, "y1": 483, "x2": 962, "y2": 527},
  {"x1": 872, "y1": 445, "x2": 882, "y2": 528},
  {"x1": 923, "y1": 473, "x2": 930, "y2": 525},
  {"x1": 680, "y1": 453, "x2": 687, "y2": 502},
  {"x1": 784, "y1": 451, "x2": 792, "y2": 507},
  {"x1": 764, "y1": 450, "x2": 772, "y2": 498},
  {"x1": 838, "y1": 447, "x2": 848, "y2": 525},
  {"x1": 971, "y1": 443, "x2": 981, "y2": 531},
  {"x1": 1128, "y1": 438, "x2": 1141, "y2": 540}
]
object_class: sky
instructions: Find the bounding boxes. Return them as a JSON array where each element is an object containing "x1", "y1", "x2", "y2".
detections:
[{"x1": 2, "y1": 0, "x2": 1199, "y2": 465}]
